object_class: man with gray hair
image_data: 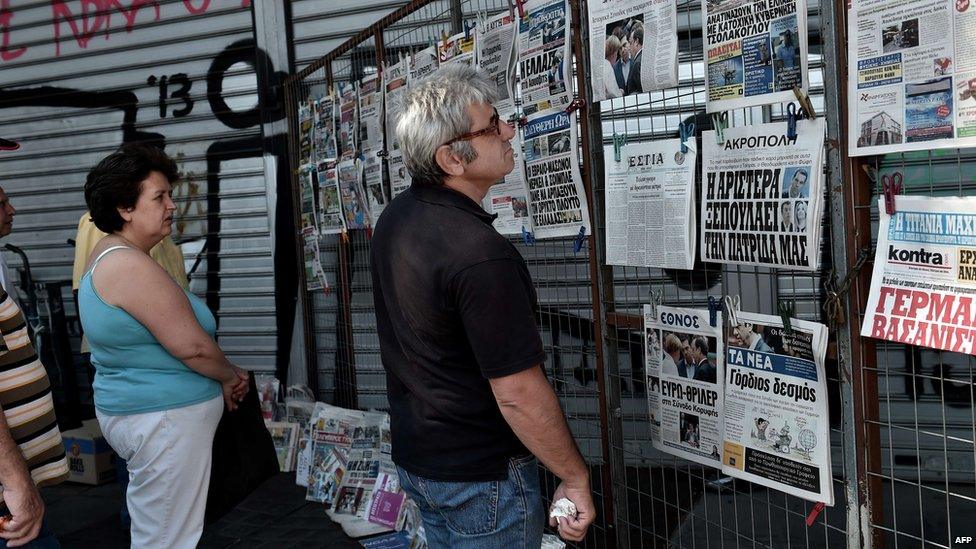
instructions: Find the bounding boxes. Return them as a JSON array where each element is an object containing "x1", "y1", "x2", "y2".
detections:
[{"x1": 370, "y1": 64, "x2": 594, "y2": 546}]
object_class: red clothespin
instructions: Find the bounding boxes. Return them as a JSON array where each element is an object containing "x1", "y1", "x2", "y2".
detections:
[
  {"x1": 563, "y1": 98, "x2": 583, "y2": 115},
  {"x1": 366, "y1": 226, "x2": 374, "y2": 240},
  {"x1": 341, "y1": 231, "x2": 349, "y2": 243},
  {"x1": 882, "y1": 172, "x2": 903, "y2": 215},
  {"x1": 515, "y1": 0, "x2": 526, "y2": 19},
  {"x1": 517, "y1": 115, "x2": 528, "y2": 128},
  {"x1": 805, "y1": 502, "x2": 825, "y2": 527}
]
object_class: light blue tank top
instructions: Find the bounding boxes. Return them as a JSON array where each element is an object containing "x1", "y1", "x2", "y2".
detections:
[{"x1": 78, "y1": 246, "x2": 221, "y2": 416}]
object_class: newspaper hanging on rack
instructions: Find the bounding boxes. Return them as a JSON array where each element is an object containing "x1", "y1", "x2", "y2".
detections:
[
  {"x1": 359, "y1": 73, "x2": 387, "y2": 219},
  {"x1": 701, "y1": 118, "x2": 825, "y2": 270},
  {"x1": 861, "y1": 195, "x2": 976, "y2": 356},
  {"x1": 338, "y1": 158, "x2": 370, "y2": 230},
  {"x1": 298, "y1": 99, "x2": 313, "y2": 167},
  {"x1": 485, "y1": 128, "x2": 532, "y2": 235},
  {"x1": 587, "y1": 0, "x2": 678, "y2": 101},
  {"x1": 848, "y1": 0, "x2": 976, "y2": 155},
  {"x1": 409, "y1": 45, "x2": 439, "y2": 82},
  {"x1": 317, "y1": 160, "x2": 346, "y2": 235},
  {"x1": 478, "y1": 11, "x2": 518, "y2": 113},
  {"x1": 701, "y1": 0, "x2": 809, "y2": 112},
  {"x1": 385, "y1": 55, "x2": 411, "y2": 199},
  {"x1": 722, "y1": 311, "x2": 833, "y2": 505},
  {"x1": 439, "y1": 31, "x2": 475, "y2": 66},
  {"x1": 313, "y1": 95, "x2": 338, "y2": 163},
  {"x1": 605, "y1": 138, "x2": 696, "y2": 269},
  {"x1": 299, "y1": 166, "x2": 318, "y2": 237},
  {"x1": 644, "y1": 305, "x2": 724, "y2": 467},
  {"x1": 337, "y1": 81, "x2": 358, "y2": 160},
  {"x1": 522, "y1": 108, "x2": 590, "y2": 239},
  {"x1": 518, "y1": 0, "x2": 572, "y2": 115}
]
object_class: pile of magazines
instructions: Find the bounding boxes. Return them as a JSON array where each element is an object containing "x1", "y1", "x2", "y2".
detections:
[{"x1": 258, "y1": 380, "x2": 426, "y2": 547}]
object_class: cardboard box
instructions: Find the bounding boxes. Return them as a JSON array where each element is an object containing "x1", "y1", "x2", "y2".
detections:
[{"x1": 61, "y1": 419, "x2": 116, "y2": 485}]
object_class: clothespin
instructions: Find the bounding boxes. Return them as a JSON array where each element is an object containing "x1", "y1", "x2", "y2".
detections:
[
  {"x1": 612, "y1": 133, "x2": 627, "y2": 163},
  {"x1": 376, "y1": 149, "x2": 388, "y2": 158},
  {"x1": 723, "y1": 295, "x2": 741, "y2": 327},
  {"x1": 707, "y1": 296, "x2": 719, "y2": 327},
  {"x1": 563, "y1": 97, "x2": 583, "y2": 115},
  {"x1": 441, "y1": 30, "x2": 450, "y2": 46},
  {"x1": 777, "y1": 300, "x2": 795, "y2": 332},
  {"x1": 522, "y1": 225, "x2": 535, "y2": 245},
  {"x1": 427, "y1": 35, "x2": 435, "y2": 51},
  {"x1": 573, "y1": 226, "x2": 587, "y2": 254},
  {"x1": 805, "y1": 502, "x2": 826, "y2": 527},
  {"x1": 712, "y1": 112, "x2": 728, "y2": 145},
  {"x1": 340, "y1": 231, "x2": 349, "y2": 243},
  {"x1": 650, "y1": 289, "x2": 663, "y2": 319},
  {"x1": 786, "y1": 102, "x2": 802, "y2": 140},
  {"x1": 515, "y1": 0, "x2": 526, "y2": 19},
  {"x1": 882, "y1": 172, "x2": 903, "y2": 215},
  {"x1": 793, "y1": 85, "x2": 816, "y2": 119},
  {"x1": 679, "y1": 121, "x2": 695, "y2": 154},
  {"x1": 464, "y1": 20, "x2": 472, "y2": 40}
]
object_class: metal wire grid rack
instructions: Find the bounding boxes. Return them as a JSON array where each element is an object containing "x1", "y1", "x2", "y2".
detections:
[
  {"x1": 830, "y1": 0, "x2": 976, "y2": 544},
  {"x1": 280, "y1": 0, "x2": 976, "y2": 545}
]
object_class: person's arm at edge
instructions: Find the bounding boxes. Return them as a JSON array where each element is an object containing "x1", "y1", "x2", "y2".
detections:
[
  {"x1": 0, "y1": 408, "x2": 43, "y2": 547},
  {"x1": 490, "y1": 366, "x2": 595, "y2": 542}
]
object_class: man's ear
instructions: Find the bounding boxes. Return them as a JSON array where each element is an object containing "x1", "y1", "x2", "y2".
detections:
[{"x1": 434, "y1": 144, "x2": 465, "y2": 178}]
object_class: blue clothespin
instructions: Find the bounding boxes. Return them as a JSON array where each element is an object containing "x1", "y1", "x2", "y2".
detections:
[
  {"x1": 464, "y1": 20, "x2": 473, "y2": 40},
  {"x1": 612, "y1": 133, "x2": 627, "y2": 162},
  {"x1": 708, "y1": 296, "x2": 718, "y2": 327},
  {"x1": 522, "y1": 226, "x2": 535, "y2": 246},
  {"x1": 777, "y1": 300, "x2": 795, "y2": 332},
  {"x1": 712, "y1": 112, "x2": 728, "y2": 145},
  {"x1": 679, "y1": 122, "x2": 695, "y2": 154},
  {"x1": 786, "y1": 103, "x2": 800, "y2": 140},
  {"x1": 573, "y1": 226, "x2": 587, "y2": 254}
]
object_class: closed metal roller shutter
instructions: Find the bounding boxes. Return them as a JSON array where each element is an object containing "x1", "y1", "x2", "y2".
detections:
[{"x1": 0, "y1": 1, "x2": 278, "y2": 417}]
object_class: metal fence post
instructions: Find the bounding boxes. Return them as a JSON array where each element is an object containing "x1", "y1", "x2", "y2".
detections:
[
  {"x1": 569, "y1": 0, "x2": 629, "y2": 545},
  {"x1": 820, "y1": 0, "x2": 882, "y2": 546}
]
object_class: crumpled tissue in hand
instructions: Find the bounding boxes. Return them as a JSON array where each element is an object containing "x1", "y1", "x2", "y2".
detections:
[{"x1": 548, "y1": 498, "x2": 577, "y2": 519}]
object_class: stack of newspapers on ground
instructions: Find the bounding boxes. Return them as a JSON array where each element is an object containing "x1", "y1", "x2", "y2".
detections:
[{"x1": 262, "y1": 385, "x2": 427, "y2": 548}]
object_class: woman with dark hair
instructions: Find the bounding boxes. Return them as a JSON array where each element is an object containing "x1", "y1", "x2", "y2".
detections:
[{"x1": 77, "y1": 144, "x2": 248, "y2": 548}]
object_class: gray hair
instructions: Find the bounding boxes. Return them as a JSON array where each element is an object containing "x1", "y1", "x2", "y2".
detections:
[{"x1": 395, "y1": 64, "x2": 499, "y2": 186}]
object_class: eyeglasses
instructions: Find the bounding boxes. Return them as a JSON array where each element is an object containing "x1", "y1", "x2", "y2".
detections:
[{"x1": 444, "y1": 108, "x2": 503, "y2": 146}]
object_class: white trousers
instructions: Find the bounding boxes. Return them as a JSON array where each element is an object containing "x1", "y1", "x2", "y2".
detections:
[{"x1": 97, "y1": 395, "x2": 223, "y2": 549}]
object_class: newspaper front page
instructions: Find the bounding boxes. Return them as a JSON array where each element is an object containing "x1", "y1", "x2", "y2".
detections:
[
  {"x1": 478, "y1": 11, "x2": 518, "y2": 113},
  {"x1": 388, "y1": 148, "x2": 411, "y2": 199},
  {"x1": 338, "y1": 159, "x2": 369, "y2": 229},
  {"x1": 409, "y1": 45, "x2": 439, "y2": 82},
  {"x1": 522, "y1": 108, "x2": 591, "y2": 239},
  {"x1": 298, "y1": 99, "x2": 313, "y2": 167},
  {"x1": 861, "y1": 195, "x2": 976, "y2": 355},
  {"x1": 317, "y1": 160, "x2": 346, "y2": 235},
  {"x1": 299, "y1": 166, "x2": 318, "y2": 237},
  {"x1": 518, "y1": 0, "x2": 572, "y2": 115},
  {"x1": 384, "y1": 55, "x2": 409, "y2": 151},
  {"x1": 587, "y1": 0, "x2": 679, "y2": 102},
  {"x1": 359, "y1": 73, "x2": 384, "y2": 155},
  {"x1": 337, "y1": 81, "x2": 358, "y2": 160},
  {"x1": 701, "y1": 118, "x2": 825, "y2": 270},
  {"x1": 605, "y1": 138, "x2": 696, "y2": 269},
  {"x1": 645, "y1": 305, "x2": 725, "y2": 467},
  {"x1": 722, "y1": 311, "x2": 833, "y2": 504},
  {"x1": 485, "y1": 128, "x2": 533, "y2": 235},
  {"x1": 438, "y1": 31, "x2": 475, "y2": 66},
  {"x1": 702, "y1": 0, "x2": 809, "y2": 112},
  {"x1": 313, "y1": 95, "x2": 338, "y2": 163},
  {"x1": 848, "y1": 0, "x2": 976, "y2": 155}
]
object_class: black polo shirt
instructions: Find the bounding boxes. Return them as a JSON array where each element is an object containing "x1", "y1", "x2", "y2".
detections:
[{"x1": 370, "y1": 184, "x2": 546, "y2": 481}]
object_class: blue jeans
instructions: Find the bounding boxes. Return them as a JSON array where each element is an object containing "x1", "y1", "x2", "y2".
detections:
[
  {"x1": 396, "y1": 455, "x2": 544, "y2": 549},
  {"x1": 0, "y1": 519, "x2": 59, "y2": 548}
]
